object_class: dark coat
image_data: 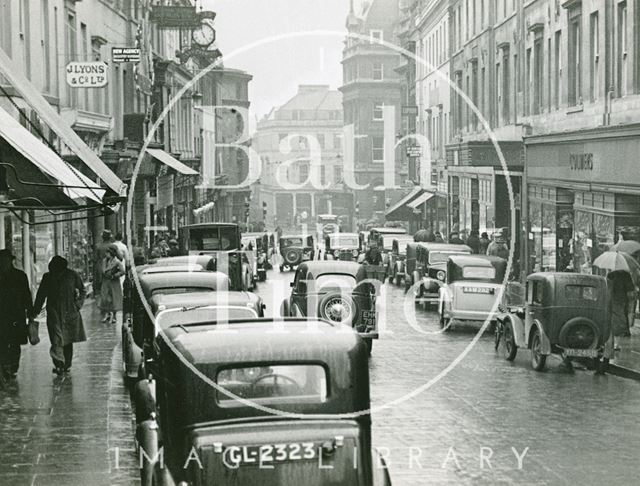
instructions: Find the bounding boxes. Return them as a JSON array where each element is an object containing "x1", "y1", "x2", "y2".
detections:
[
  {"x1": 466, "y1": 235, "x2": 481, "y2": 254},
  {"x1": 0, "y1": 267, "x2": 33, "y2": 345},
  {"x1": 33, "y1": 259, "x2": 87, "y2": 346}
]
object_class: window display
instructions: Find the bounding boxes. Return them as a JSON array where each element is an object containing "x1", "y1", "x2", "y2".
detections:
[
  {"x1": 573, "y1": 210, "x2": 593, "y2": 274},
  {"x1": 542, "y1": 205, "x2": 557, "y2": 271}
]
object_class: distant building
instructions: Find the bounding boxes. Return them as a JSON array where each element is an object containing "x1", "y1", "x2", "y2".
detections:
[
  {"x1": 253, "y1": 85, "x2": 350, "y2": 231},
  {"x1": 340, "y1": 0, "x2": 404, "y2": 224}
]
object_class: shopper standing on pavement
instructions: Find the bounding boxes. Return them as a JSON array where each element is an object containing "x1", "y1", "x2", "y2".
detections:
[
  {"x1": 113, "y1": 232, "x2": 129, "y2": 267},
  {"x1": 479, "y1": 232, "x2": 491, "y2": 254},
  {"x1": 0, "y1": 249, "x2": 34, "y2": 384},
  {"x1": 466, "y1": 230, "x2": 481, "y2": 254},
  {"x1": 94, "y1": 230, "x2": 113, "y2": 303},
  {"x1": 32, "y1": 256, "x2": 86, "y2": 375},
  {"x1": 100, "y1": 244, "x2": 125, "y2": 324},
  {"x1": 608, "y1": 270, "x2": 636, "y2": 337}
]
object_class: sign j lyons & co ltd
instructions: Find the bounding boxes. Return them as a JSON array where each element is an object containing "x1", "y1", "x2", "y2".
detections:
[{"x1": 66, "y1": 62, "x2": 108, "y2": 88}]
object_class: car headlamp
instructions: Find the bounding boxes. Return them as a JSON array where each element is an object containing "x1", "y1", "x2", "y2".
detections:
[
  {"x1": 352, "y1": 249, "x2": 359, "y2": 257},
  {"x1": 437, "y1": 270, "x2": 445, "y2": 281}
]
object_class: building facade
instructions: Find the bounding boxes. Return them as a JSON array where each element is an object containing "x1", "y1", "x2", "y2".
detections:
[
  {"x1": 340, "y1": 0, "x2": 404, "y2": 224},
  {"x1": 253, "y1": 85, "x2": 350, "y2": 232}
]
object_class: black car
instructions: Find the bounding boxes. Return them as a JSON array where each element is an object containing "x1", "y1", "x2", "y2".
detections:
[
  {"x1": 279, "y1": 235, "x2": 315, "y2": 271},
  {"x1": 135, "y1": 318, "x2": 391, "y2": 486},
  {"x1": 280, "y1": 261, "x2": 379, "y2": 353},
  {"x1": 324, "y1": 233, "x2": 361, "y2": 261}
]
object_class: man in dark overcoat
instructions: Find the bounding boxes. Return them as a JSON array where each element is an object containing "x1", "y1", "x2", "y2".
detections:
[
  {"x1": 0, "y1": 249, "x2": 34, "y2": 384},
  {"x1": 32, "y1": 256, "x2": 86, "y2": 374}
]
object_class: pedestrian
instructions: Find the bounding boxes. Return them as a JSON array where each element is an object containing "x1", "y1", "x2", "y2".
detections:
[
  {"x1": 113, "y1": 232, "x2": 129, "y2": 267},
  {"x1": 100, "y1": 244, "x2": 125, "y2": 324},
  {"x1": 94, "y1": 229, "x2": 113, "y2": 298},
  {"x1": 479, "y1": 232, "x2": 490, "y2": 254},
  {"x1": 608, "y1": 270, "x2": 636, "y2": 337},
  {"x1": 0, "y1": 249, "x2": 34, "y2": 384},
  {"x1": 167, "y1": 239, "x2": 180, "y2": 257},
  {"x1": 364, "y1": 242, "x2": 382, "y2": 265},
  {"x1": 31, "y1": 256, "x2": 86, "y2": 375},
  {"x1": 434, "y1": 231, "x2": 445, "y2": 243},
  {"x1": 131, "y1": 239, "x2": 146, "y2": 266},
  {"x1": 487, "y1": 233, "x2": 510, "y2": 259},
  {"x1": 466, "y1": 230, "x2": 481, "y2": 254},
  {"x1": 449, "y1": 232, "x2": 464, "y2": 244}
]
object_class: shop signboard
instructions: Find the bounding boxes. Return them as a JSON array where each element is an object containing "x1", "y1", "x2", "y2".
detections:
[
  {"x1": 407, "y1": 145, "x2": 422, "y2": 157},
  {"x1": 402, "y1": 105, "x2": 419, "y2": 117},
  {"x1": 66, "y1": 62, "x2": 108, "y2": 88},
  {"x1": 112, "y1": 47, "x2": 141, "y2": 63},
  {"x1": 150, "y1": 6, "x2": 199, "y2": 28}
]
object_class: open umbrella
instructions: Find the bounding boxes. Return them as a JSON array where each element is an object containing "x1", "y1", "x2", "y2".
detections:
[
  {"x1": 414, "y1": 229, "x2": 433, "y2": 242},
  {"x1": 593, "y1": 250, "x2": 640, "y2": 283},
  {"x1": 611, "y1": 240, "x2": 640, "y2": 255}
]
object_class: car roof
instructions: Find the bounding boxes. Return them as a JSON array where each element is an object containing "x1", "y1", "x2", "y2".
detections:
[
  {"x1": 165, "y1": 318, "x2": 361, "y2": 366},
  {"x1": 138, "y1": 271, "x2": 231, "y2": 296},
  {"x1": 527, "y1": 272, "x2": 607, "y2": 285},
  {"x1": 411, "y1": 242, "x2": 473, "y2": 252},
  {"x1": 139, "y1": 264, "x2": 205, "y2": 274},
  {"x1": 154, "y1": 255, "x2": 215, "y2": 267},
  {"x1": 150, "y1": 290, "x2": 259, "y2": 312},
  {"x1": 328, "y1": 232, "x2": 359, "y2": 238},
  {"x1": 281, "y1": 234, "x2": 312, "y2": 238},
  {"x1": 448, "y1": 255, "x2": 506, "y2": 266},
  {"x1": 299, "y1": 261, "x2": 363, "y2": 278},
  {"x1": 181, "y1": 223, "x2": 238, "y2": 229},
  {"x1": 370, "y1": 227, "x2": 407, "y2": 234}
]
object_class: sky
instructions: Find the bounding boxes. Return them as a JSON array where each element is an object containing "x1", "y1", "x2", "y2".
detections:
[{"x1": 202, "y1": 0, "x2": 351, "y2": 123}]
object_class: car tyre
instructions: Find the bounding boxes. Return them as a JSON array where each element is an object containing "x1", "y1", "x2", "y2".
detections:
[
  {"x1": 502, "y1": 320, "x2": 518, "y2": 361},
  {"x1": 318, "y1": 292, "x2": 358, "y2": 326},
  {"x1": 530, "y1": 328, "x2": 547, "y2": 371},
  {"x1": 364, "y1": 338, "x2": 372, "y2": 355},
  {"x1": 439, "y1": 305, "x2": 451, "y2": 332}
]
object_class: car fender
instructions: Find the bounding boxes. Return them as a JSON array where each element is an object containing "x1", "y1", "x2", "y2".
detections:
[
  {"x1": 529, "y1": 320, "x2": 551, "y2": 354},
  {"x1": 438, "y1": 286, "x2": 452, "y2": 313},
  {"x1": 280, "y1": 299, "x2": 290, "y2": 317},
  {"x1": 503, "y1": 313, "x2": 527, "y2": 349}
]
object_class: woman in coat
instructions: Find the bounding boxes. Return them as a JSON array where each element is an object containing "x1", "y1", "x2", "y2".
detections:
[
  {"x1": 32, "y1": 256, "x2": 86, "y2": 375},
  {"x1": 100, "y1": 244, "x2": 125, "y2": 323}
]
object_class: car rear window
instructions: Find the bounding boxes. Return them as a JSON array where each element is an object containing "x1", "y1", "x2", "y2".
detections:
[
  {"x1": 283, "y1": 238, "x2": 303, "y2": 246},
  {"x1": 565, "y1": 285, "x2": 598, "y2": 301},
  {"x1": 216, "y1": 365, "x2": 327, "y2": 406},
  {"x1": 151, "y1": 286, "x2": 215, "y2": 296},
  {"x1": 315, "y1": 274, "x2": 357, "y2": 290},
  {"x1": 156, "y1": 307, "x2": 259, "y2": 328},
  {"x1": 462, "y1": 266, "x2": 496, "y2": 280},
  {"x1": 329, "y1": 236, "x2": 359, "y2": 247}
]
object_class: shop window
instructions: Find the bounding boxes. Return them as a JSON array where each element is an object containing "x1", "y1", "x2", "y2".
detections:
[
  {"x1": 542, "y1": 205, "x2": 557, "y2": 272},
  {"x1": 372, "y1": 136, "x2": 384, "y2": 162}
]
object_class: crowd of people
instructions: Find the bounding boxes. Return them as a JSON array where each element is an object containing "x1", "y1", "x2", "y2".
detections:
[{"x1": 413, "y1": 227, "x2": 511, "y2": 260}]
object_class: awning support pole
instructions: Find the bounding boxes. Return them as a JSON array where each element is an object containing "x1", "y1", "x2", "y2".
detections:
[{"x1": 22, "y1": 210, "x2": 30, "y2": 286}]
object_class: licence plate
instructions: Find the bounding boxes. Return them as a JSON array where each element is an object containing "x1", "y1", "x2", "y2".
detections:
[
  {"x1": 563, "y1": 348, "x2": 599, "y2": 358},
  {"x1": 362, "y1": 310, "x2": 376, "y2": 327},
  {"x1": 224, "y1": 442, "x2": 318, "y2": 467},
  {"x1": 463, "y1": 287, "x2": 493, "y2": 294}
]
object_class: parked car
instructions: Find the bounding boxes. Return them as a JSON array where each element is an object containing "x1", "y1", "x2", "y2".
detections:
[
  {"x1": 279, "y1": 235, "x2": 315, "y2": 271},
  {"x1": 438, "y1": 255, "x2": 507, "y2": 331},
  {"x1": 324, "y1": 233, "x2": 361, "y2": 261},
  {"x1": 135, "y1": 318, "x2": 392, "y2": 486},
  {"x1": 495, "y1": 273, "x2": 613, "y2": 372},
  {"x1": 386, "y1": 236, "x2": 415, "y2": 286},
  {"x1": 122, "y1": 266, "x2": 231, "y2": 381},
  {"x1": 280, "y1": 261, "x2": 379, "y2": 353},
  {"x1": 405, "y1": 243, "x2": 472, "y2": 308}
]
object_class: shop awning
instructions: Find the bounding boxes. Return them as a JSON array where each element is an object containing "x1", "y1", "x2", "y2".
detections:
[
  {"x1": 0, "y1": 106, "x2": 105, "y2": 208},
  {"x1": 384, "y1": 187, "x2": 423, "y2": 220},
  {"x1": 146, "y1": 148, "x2": 199, "y2": 175},
  {"x1": 0, "y1": 47, "x2": 124, "y2": 196},
  {"x1": 407, "y1": 192, "x2": 435, "y2": 209}
]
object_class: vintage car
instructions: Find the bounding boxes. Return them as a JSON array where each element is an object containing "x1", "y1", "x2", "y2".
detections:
[
  {"x1": 279, "y1": 235, "x2": 315, "y2": 271},
  {"x1": 386, "y1": 236, "x2": 415, "y2": 285},
  {"x1": 324, "y1": 233, "x2": 361, "y2": 261},
  {"x1": 438, "y1": 255, "x2": 507, "y2": 330},
  {"x1": 405, "y1": 243, "x2": 472, "y2": 308},
  {"x1": 150, "y1": 254, "x2": 216, "y2": 271},
  {"x1": 280, "y1": 261, "x2": 379, "y2": 353},
  {"x1": 135, "y1": 317, "x2": 391, "y2": 486},
  {"x1": 495, "y1": 273, "x2": 613, "y2": 372},
  {"x1": 317, "y1": 213, "x2": 340, "y2": 237},
  {"x1": 121, "y1": 266, "x2": 231, "y2": 381}
]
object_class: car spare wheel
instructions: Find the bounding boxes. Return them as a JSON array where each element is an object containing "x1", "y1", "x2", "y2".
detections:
[
  {"x1": 318, "y1": 292, "x2": 357, "y2": 326},
  {"x1": 558, "y1": 317, "x2": 599, "y2": 350},
  {"x1": 285, "y1": 249, "x2": 300, "y2": 264}
]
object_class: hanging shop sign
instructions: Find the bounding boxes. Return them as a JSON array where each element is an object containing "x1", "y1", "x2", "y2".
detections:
[
  {"x1": 150, "y1": 5, "x2": 199, "y2": 29},
  {"x1": 402, "y1": 105, "x2": 419, "y2": 117},
  {"x1": 406, "y1": 145, "x2": 422, "y2": 157},
  {"x1": 112, "y1": 47, "x2": 141, "y2": 63},
  {"x1": 65, "y1": 62, "x2": 108, "y2": 88}
]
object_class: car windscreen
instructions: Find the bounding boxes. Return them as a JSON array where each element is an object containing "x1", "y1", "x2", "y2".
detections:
[
  {"x1": 381, "y1": 236, "x2": 396, "y2": 250},
  {"x1": 283, "y1": 237, "x2": 304, "y2": 247},
  {"x1": 429, "y1": 251, "x2": 467, "y2": 264},
  {"x1": 397, "y1": 241, "x2": 411, "y2": 253},
  {"x1": 189, "y1": 227, "x2": 238, "y2": 251},
  {"x1": 150, "y1": 286, "x2": 216, "y2": 296},
  {"x1": 156, "y1": 307, "x2": 259, "y2": 328},
  {"x1": 462, "y1": 266, "x2": 497, "y2": 280},
  {"x1": 216, "y1": 365, "x2": 327, "y2": 406},
  {"x1": 565, "y1": 285, "x2": 598, "y2": 302},
  {"x1": 314, "y1": 274, "x2": 357, "y2": 291},
  {"x1": 329, "y1": 236, "x2": 359, "y2": 248}
]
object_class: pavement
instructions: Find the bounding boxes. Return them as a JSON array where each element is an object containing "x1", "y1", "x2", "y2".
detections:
[
  {"x1": 609, "y1": 324, "x2": 640, "y2": 380},
  {"x1": 0, "y1": 302, "x2": 138, "y2": 486}
]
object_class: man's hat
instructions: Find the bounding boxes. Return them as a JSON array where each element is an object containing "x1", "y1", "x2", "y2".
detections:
[{"x1": 0, "y1": 249, "x2": 14, "y2": 259}]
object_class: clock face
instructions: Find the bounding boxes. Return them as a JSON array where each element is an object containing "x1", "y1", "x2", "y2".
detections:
[{"x1": 192, "y1": 22, "x2": 215, "y2": 47}]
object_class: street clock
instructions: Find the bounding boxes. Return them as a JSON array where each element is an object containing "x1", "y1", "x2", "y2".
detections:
[{"x1": 192, "y1": 19, "x2": 216, "y2": 48}]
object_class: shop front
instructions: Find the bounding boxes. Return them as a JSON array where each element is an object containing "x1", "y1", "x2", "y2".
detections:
[{"x1": 525, "y1": 125, "x2": 640, "y2": 275}]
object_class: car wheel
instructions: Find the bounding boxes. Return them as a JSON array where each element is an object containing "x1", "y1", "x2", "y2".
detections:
[
  {"x1": 318, "y1": 292, "x2": 357, "y2": 326},
  {"x1": 530, "y1": 329, "x2": 547, "y2": 371},
  {"x1": 502, "y1": 321, "x2": 518, "y2": 361},
  {"x1": 439, "y1": 305, "x2": 451, "y2": 332}
]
